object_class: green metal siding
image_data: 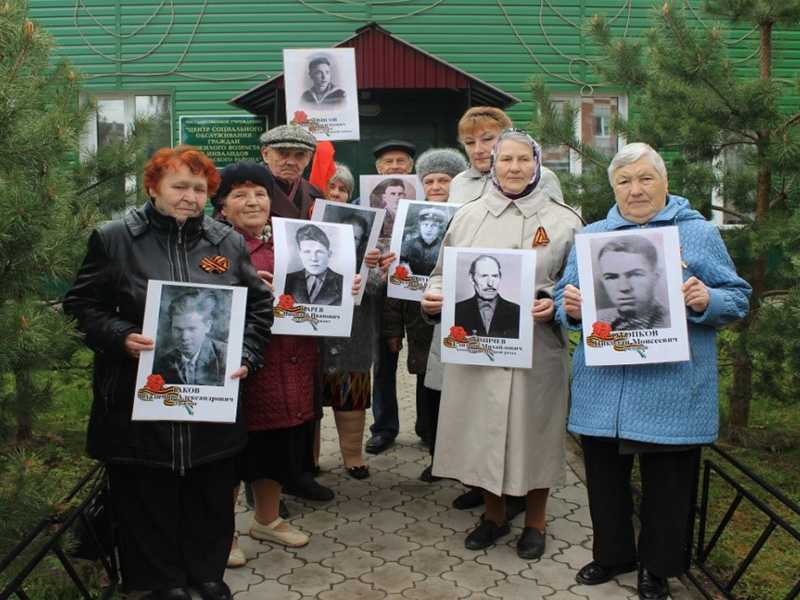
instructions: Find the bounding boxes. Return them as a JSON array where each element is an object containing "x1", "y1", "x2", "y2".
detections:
[{"x1": 29, "y1": 1, "x2": 800, "y2": 136}]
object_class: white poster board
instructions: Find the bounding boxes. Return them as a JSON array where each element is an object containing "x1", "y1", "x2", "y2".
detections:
[
  {"x1": 271, "y1": 217, "x2": 355, "y2": 337},
  {"x1": 357, "y1": 175, "x2": 424, "y2": 240},
  {"x1": 387, "y1": 200, "x2": 459, "y2": 301},
  {"x1": 441, "y1": 247, "x2": 537, "y2": 369},
  {"x1": 133, "y1": 280, "x2": 247, "y2": 423},
  {"x1": 310, "y1": 199, "x2": 384, "y2": 305},
  {"x1": 283, "y1": 48, "x2": 360, "y2": 141},
  {"x1": 575, "y1": 226, "x2": 690, "y2": 366}
]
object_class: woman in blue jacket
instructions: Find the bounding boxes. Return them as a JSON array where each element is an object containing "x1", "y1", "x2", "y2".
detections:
[{"x1": 554, "y1": 143, "x2": 750, "y2": 600}]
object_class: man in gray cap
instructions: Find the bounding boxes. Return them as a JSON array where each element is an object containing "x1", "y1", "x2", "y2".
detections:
[{"x1": 259, "y1": 124, "x2": 322, "y2": 219}]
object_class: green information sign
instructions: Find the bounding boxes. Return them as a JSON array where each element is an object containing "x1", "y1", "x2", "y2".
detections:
[{"x1": 179, "y1": 115, "x2": 267, "y2": 168}]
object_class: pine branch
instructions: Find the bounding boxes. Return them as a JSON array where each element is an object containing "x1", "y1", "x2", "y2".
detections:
[{"x1": 710, "y1": 205, "x2": 755, "y2": 224}]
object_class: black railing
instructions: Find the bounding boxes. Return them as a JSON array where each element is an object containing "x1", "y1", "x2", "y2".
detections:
[
  {"x1": 0, "y1": 463, "x2": 118, "y2": 600},
  {"x1": 687, "y1": 445, "x2": 800, "y2": 600}
]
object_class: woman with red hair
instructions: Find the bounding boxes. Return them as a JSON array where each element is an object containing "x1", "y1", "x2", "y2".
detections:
[{"x1": 64, "y1": 146, "x2": 273, "y2": 600}]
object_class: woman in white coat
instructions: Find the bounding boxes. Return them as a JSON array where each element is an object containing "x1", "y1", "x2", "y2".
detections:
[{"x1": 422, "y1": 129, "x2": 582, "y2": 559}]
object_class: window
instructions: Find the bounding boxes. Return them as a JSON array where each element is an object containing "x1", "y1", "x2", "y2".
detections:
[
  {"x1": 540, "y1": 95, "x2": 628, "y2": 176},
  {"x1": 81, "y1": 94, "x2": 172, "y2": 208}
]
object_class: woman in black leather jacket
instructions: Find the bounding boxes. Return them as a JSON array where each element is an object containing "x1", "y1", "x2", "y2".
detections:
[{"x1": 63, "y1": 146, "x2": 273, "y2": 600}]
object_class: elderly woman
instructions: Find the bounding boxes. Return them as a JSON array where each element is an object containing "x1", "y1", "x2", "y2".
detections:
[
  {"x1": 63, "y1": 147, "x2": 273, "y2": 600},
  {"x1": 317, "y1": 162, "x2": 382, "y2": 479},
  {"x1": 380, "y1": 148, "x2": 467, "y2": 479},
  {"x1": 211, "y1": 161, "x2": 320, "y2": 552},
  {"x1": 449, "y1": 106, "x2": 562, "y2": 205},
  {"x1": 555, "y1": 143, "x2": 751, "y2": 600},
  {"x1": 422, "y1": 129, "x2": 583, "y2": 559}
]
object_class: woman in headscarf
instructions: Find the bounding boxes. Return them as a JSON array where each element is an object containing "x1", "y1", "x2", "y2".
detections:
[
  {"x1": 421, "y1": 129, "x2": 583, "y2": 559},
  {"x1": 63, "y1": 146, "x2": 273, "y2": 600}
]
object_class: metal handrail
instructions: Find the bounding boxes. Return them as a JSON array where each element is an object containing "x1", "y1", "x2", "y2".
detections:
[{"x1": 0, "y1": 463, "x2": 118, "y2": 600}]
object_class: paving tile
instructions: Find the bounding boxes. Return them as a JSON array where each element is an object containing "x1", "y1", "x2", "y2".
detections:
[
  {"x1": 291, "y1": 532, "x2": 346, "y2": 562},
  {"x1": 322, "y1": 547, "x2": 385, "y2": 578},
  {"x1": 396, "y1": 498, "x2": 447, "y2": 520},
  {"x1": 246, "y1": 547, "x2": 303, "y2": 579},
  {"x1": 319, "y1": 579, "x2": 387, "y2": 599},
  {"x1": 364, "y1": 487, "x2": 413, "y2": 509},
  {"x1": 396, "y1": 520, "x2": 454, "y2": 546},
  {"x1": 521, "y1": 558, "x2": 581, "y2": 590},
  {"x1": 401, "y1": 579, "x2": 471, "y2": 599},
  {"x1": 475, "y1": 540, "x2": 530, "y2": 576},
  {"x1": 233, "y1": 579, "x2": 301, "y2": 599},
  {"x1": 361, "y1": 532, "x2": 422, "y2": 561},
  {"x1": 486, "y1": 574, "x2": 555, "y2": 599},
  {"x1": 551, "y1": 544, "x2": 594, "y2": 570},
  {"x1": 223, "y1": 566, "x2": 261, "y2": 594},
  {"x1": 398, "y1": 546, "x2": 461, "y2": 577},
  {"x1": 329, "y1": 521, "x2": 382, "y2": 546},
  {"x1": 278, "y1": 563, "x2": 344, "y2": 596},
  {"x1": 370, "y1": 508, "x2": 415, "y2": 533},
  {"x1": 547, "y1": 517, "x2": 593, "y2": 546},
  {"x1": 362, "y1": 563, "x2": 425, "y2": 594},
  {"x1": 293, "y1": 508, "x2": 340, "y2": 533},
  {"x1": 442, "y1": 562, "x2": 503, "y2": 592},
  {"x1": 430, "y1": 507, "x2": 482, "y2": 533}
]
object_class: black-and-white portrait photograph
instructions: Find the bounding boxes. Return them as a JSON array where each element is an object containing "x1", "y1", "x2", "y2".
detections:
[
  {"x1": 575, "y1": 226, "x2": 690, "y2": 366},
  {"x1": 300, "y1": 54, "x2": 346, "y2": 107},
  {"x1": 133, "y1": 280, "x2": 247, "y2": 423},
  {"x1": 399, "y1": 203, "x2": 457, "y2": 276},
  {"x1": 152, "y1": 285, "x2": 232, "y2": 386},
  {"x1": 454, "y1": 252, "x2": 522, "y2": 339},
  {"x1": 441, "y1": 246, "x2": 536, "y2": 369},
  {"x1": 358, "y1": 175, "x2": 424, "y2": 239},
  {"x1": 311, "y1": 199, "x2": 385, "y2": 305},
  {"x1": 590, "y1": 232, "x2": 671, "y2": 331},
  {"x1": 284, "y1": 222, "x2": 345, "y2": 306},
  {"x1": 283, "y1": 48, "x2": 360, "y2": 141},
  {"x1": 271, "y1": 217, "x2": 356, "y2": 338}
]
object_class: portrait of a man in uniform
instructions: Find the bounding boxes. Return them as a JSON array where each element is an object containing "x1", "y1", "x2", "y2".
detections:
[
  {"x1": 594, "y1": 235, "x2": 670, "y2": 331},
  {"x1": 300, "y1": 55, "x2": 346, "y2": 107},
  {"x1": 400, "y1": 205, "x2": 448, "y2": 276}
]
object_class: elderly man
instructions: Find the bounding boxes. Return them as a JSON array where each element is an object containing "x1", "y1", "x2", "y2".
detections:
[
  {"x1": 259, "y1": 124, "x2": 334, "y2": 504},
  {"x1": 285, "y1": 224, "x2": 344, "y2": 306},
  {"x1": 455, "y1": 255, "x2": 520, "y2": 339},
  {"x1": 301, "y1": 55, "x2": 346, "y2": 106},
  {"x1": 259, "y1": 124, "x2": 322, "y2": 220},
  {"x1": 365, "y1": 139, "x2": 416, "y2": 455},
  {"x1": 596, "y1": 236, "x2": 669, "y2": 331},
  {"x1": 400, "y1": 206, "x2": 448, "y2": 276},
  {"x1": 555, "y1": 143, "x2": 750, "y2": 600}
]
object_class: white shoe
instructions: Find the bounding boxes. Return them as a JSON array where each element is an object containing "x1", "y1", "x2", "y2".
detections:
[
  {"x1": 227, "y1": 534, "x2": 246, "y2": 568},
  {"x1": 249, "y1": 517, "x2": 309, "y2": 547}
]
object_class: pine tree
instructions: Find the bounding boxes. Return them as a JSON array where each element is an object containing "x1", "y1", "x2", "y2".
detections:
[
  {"x1": 529, "y1": 0, "x2": 800, "y2": 429},
  {"x1": 0, "y1": 3, "x2": 160, "y2": 442}
]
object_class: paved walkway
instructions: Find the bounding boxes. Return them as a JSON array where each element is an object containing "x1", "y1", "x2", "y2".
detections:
[{"x1": 225, "y1": 361, "x2": 694, "y2": 599}]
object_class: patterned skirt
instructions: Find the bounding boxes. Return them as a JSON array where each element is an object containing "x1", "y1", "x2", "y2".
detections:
[{"x1": 321, "y1": 371, "x2": 371, "y2": 411}]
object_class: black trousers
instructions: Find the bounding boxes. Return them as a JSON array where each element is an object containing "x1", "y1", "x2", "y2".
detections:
[
  {"x1": 422, "y1": 386, "x2": 441, "y2": 455},
  {"x1": 108, "y1": 457, "x2": 237, "y2": 591},
  {"x1": 581, "y1": 435, "x2": 701, "y2": 578}
]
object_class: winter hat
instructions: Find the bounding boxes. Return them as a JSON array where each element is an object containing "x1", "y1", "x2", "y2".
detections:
[
  {"x1": 415, "y1": 148, "x2": 468, "y2": 180},
  {"x1": 259, "y1": 124, "x2": 317, "y2": 152}
]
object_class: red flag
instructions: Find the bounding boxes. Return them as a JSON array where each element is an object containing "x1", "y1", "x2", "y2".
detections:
[{"x1": 309, "y1": 140, "x2": 336, "y2": 193}]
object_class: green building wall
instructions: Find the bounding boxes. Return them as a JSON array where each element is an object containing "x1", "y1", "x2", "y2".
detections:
[{"x1": 29, "y1": 0, "x2": 800, "y2": 139}]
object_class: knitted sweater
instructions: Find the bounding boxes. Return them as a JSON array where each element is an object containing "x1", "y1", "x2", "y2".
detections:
[{"x1": 554, "y1": 195, "x2": 751, "y2": 445}]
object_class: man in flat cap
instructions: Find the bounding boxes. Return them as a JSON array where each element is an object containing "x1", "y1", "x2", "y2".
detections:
[
  {"x1": 259, "y1": 124, "x2": 322, "y2": 220},
  {"x1": 400, "y1": 206, "x2": 449, "y2": 277}
]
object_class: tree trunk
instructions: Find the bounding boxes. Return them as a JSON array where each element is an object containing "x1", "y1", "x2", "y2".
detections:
[
  {"x1": 14, "y1": 368, "x2": 34, "y2": 443},
  {"x1": 728, "y1": 20, "x2": 774, "y2": 429},
  {"x1": 728, "y1": 319, "x2": 752, "y2": 429}
]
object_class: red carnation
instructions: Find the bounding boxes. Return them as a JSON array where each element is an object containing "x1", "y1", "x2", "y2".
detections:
[
  {"x1": 146, "y1": 374, "x2": 165, "y2": 393},
  {"x1": 591, "y1": 321, "x2": 612, "y2": 340},
  {"x1": 278, "y1": 294, "x2": 295, "y2": 309},
  {"x1": 393, "y1": 265, "x2": 409, "y2": 281},
  {"x1": 292, "y1": 110, "x2": 308, "y2": 124},
  {"x1": 450, "y1": 325, "x2": 467, "y2": 342}
]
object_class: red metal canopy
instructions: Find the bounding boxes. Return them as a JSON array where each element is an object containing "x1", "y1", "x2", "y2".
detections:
[{"x1": 229, "y1": 22, "x2": 518, "y2": 115}]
